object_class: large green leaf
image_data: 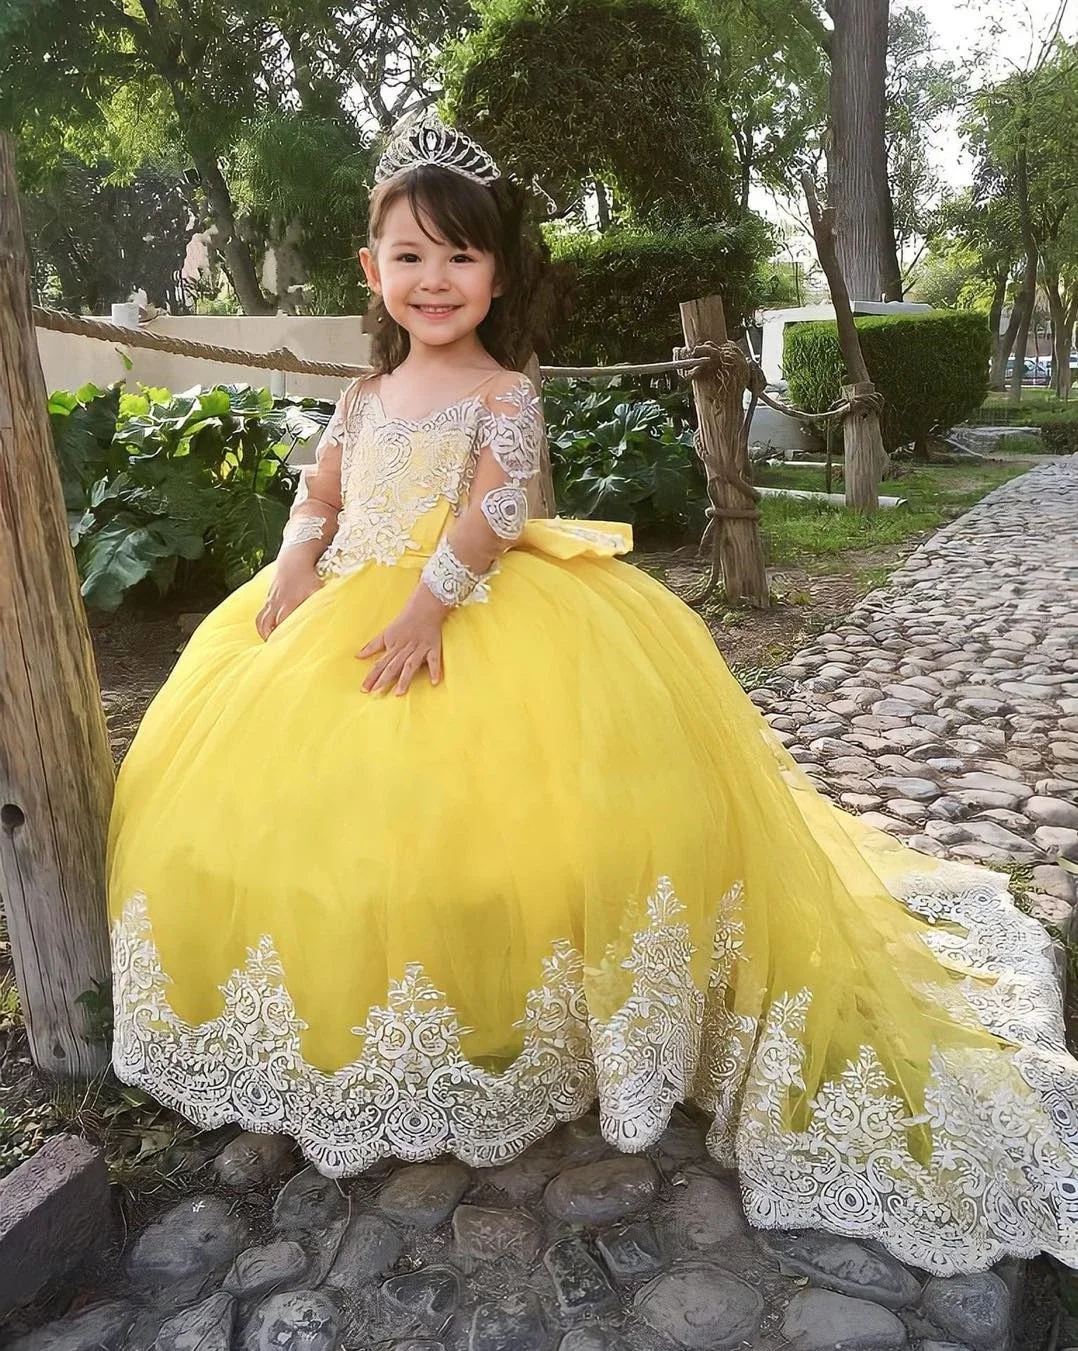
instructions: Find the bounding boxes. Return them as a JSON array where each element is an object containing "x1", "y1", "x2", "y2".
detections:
[
  {"x1": 78, "y1": 517, "x2": 204, "y2": 612},
  {"x1": 48, "y1": 383, "x2": 121, "y2": 509}
]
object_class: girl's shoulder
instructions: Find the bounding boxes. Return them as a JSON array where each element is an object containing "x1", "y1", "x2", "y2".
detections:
[{"x1": 478, "y1": 368, "x2": 541, "y2": 416}]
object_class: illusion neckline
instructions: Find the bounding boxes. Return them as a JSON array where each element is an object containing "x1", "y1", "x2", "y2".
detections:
[{"x1": 365, "y1": 370, "x2": 517, "y2": 428}]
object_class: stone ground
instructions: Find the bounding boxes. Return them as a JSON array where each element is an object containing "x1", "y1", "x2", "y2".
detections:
[
  {"x1": 750, "y1": 453, "x2": 1078, "y2": 929},
  {"x1": 3, "y1": 1119, "x2": 1024, "y2": 1351},
  {"x1": 5, "y1": 458, "x2": 1077, "y2": 1351}
]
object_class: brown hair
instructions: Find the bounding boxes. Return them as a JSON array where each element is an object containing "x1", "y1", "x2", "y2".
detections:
[{"x1": 365, "y1": 164, "x2": 554, "y2": 373}]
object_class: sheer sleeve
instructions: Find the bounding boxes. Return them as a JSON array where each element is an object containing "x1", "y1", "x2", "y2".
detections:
[
  {"x1": 278, "y1": 380, "x2": 359, "y2": 559},
  {"x1": 420, "y1": 375, "x2": 545, "y2": 607}
]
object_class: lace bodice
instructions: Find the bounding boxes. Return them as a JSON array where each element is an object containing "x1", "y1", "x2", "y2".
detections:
[{"x1": 283, "y1": 375, "x2": 545, "y2": 582}]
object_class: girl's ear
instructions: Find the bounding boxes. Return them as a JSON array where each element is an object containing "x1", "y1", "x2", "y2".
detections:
[{"x1": 359, "y1": 247, "x2": 380, "y2": 294}]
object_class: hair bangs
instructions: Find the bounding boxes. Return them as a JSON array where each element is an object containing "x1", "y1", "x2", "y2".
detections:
[{"x1": 370, "y1": 165, "x2": 503, "y2": 257}]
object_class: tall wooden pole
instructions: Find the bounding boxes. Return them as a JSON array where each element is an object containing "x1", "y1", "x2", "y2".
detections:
[
  {"x1": 0, "y1": 133, "x2": 113, "y2": 1077},
  {"x1": 679, "y1": 296, "x2": 768, "y2": 608}
]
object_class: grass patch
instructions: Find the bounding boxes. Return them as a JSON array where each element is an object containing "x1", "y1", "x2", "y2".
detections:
[
  {"x1": 0, "y1": 974, "x2": 20, "y2": 1032},
  {"x1": 994, "y1": 433, "x2": 1048, "y2": 455},
  {"x1": 982, "y1": 388, "x2": 1063, "y2": 411},
  {"x1": 755, "y1": 462, "x2": 1029, "y2": 566}
]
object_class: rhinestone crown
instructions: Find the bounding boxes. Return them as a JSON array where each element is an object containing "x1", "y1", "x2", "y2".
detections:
[{"x1": 374, "y1": 113, "x2": 500, "y2": 186}]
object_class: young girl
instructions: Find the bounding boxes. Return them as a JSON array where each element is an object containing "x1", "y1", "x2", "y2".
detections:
[{"x1": 108, "y1": 116, "x2": 1078, "y2": 1275}]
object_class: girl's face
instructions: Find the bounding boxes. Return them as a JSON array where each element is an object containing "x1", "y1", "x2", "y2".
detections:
[{"x1": 360, "y1": 194, "x2": 502, "y2": 353}]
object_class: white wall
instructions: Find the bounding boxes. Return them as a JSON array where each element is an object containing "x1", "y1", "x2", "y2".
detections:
[{"x1": 36, "y1": 314, "x2": 372, "y2": 406}]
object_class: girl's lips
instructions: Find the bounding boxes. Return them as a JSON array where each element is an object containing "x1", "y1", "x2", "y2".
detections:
[{"x1": 412, "y1": 304, "x2": 461, "y2": 318}]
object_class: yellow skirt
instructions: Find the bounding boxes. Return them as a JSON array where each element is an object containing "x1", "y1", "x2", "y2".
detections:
[{"x1": 108, "y1": 522, "x2": 1078, "y2": 1274}]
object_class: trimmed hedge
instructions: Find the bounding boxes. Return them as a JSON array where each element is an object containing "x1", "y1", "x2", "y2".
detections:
[
  {"x1": 548, "y1": 222, "x2": 768, "y2": 367},
  {"x1": 783, "y1": 311, "x2": 992, "y2": 453},
  {"x1": 1031, "y1": 406, "x2": 1078, "y2": 454}
]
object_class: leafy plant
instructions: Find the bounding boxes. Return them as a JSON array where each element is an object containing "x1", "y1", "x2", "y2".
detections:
[
  {"x1": 49, "y1": 382, "x2": 322, "y2": 610},
  {"x1": 76, "y1": 977, "x2": 115, "y2": 1045},
  {"x1": 544, "y1": 378, "x2": 706, "y2": 536},
  {"x1": 1030, "y1": 406, "x2": 1078, "y2": 455},
  {"x1": 783, "y1": 310, "x2": 991, "y2": 454},
  {"x1": 547, "y1": 223, "x2": 768, "y2": 366}
]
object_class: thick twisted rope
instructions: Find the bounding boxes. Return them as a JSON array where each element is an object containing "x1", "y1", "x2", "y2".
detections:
[
  {"x1": 32, "y1": 307, "x2": 716, "y2": 383},
  {"x1": 32, "y1": 307, "x2": 374, "y2": 379},
  {"x1": 32, "y1": 308, "x2": 883, "y2": 422},
  {"x1": 677, "y1": 341, "x2": 762, "y2": 525}
]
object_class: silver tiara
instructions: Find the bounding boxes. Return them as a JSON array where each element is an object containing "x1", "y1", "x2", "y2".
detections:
[{"x1": 374, "y1": 113, "x2": 500, "y2": 186}]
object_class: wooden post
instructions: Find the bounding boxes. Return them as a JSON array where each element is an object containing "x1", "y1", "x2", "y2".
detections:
[
  {"x1": 0, "y1": 133, "x2": 113, "y2": 1077},
  {"x1": 679, "y1": 296, "x2": 769, "y2": 608},
  {"x1": 524, "y1": 351, "x2": 556, "y2": 517},
  {"x1": 801, "y1": 173, "x2": 888, "y2": 512}
]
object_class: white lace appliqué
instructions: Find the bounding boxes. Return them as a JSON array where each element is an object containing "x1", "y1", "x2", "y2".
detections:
[
  {"x1": 315, "y1": 380, "x2": 543, "y2": 580},
  {"x1": 480, "y1": 485, "x2": 528, "y2": 541},
  {"x1": 281, "y1": 516, "x2": 329, "y2": 549},
  {"x1": 318, "y1": 396, "x2": 480, "y2": 576},
  {"x1": 421, "y1": 537, "x2": 482, "y2": 607},
  {"x1": 111, "y1": 868, "x2": 1078, "y2": 1273}
]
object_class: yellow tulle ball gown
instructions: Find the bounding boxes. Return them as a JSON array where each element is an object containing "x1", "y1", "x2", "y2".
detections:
[{"x1": 108, "y1": 371, "x2": 1078, "y2": 1275}]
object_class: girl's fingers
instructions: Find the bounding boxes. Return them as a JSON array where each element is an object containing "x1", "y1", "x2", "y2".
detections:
[
  {"x1": 426, "y1": 646, "x2": 442, "y2": 686},
  {"x1": 362, "y1": 653, "x2": 392, "y2": 693},
  {"x1": 395, "y1": 651, "x2": 426, "y2": 696},
  {"x1": 357, "y1": 631, "x2": 387, "y2": 660}
]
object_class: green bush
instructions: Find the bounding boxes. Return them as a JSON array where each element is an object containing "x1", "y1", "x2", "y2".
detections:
[
  {"x1": 1030, "y1": 405, "x2": 1078, "y2": 454},
  {"x1": 49, "y1": 383, "x2": 321, "y2": 611},
  {"x1": 543, "y1": 378, "x2": 705, "y2": 536},
  {"x1": 783, "y1": 311, "x2": 991, "y2": 453},
  {"x1": 548, "y1": 223, "x2": 768, "y2": 367}
]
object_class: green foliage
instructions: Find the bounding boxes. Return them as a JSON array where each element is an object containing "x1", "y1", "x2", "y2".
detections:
[
  {"x1": 687, "y1": 0, "x2": 827, "y2": 208},
  {"x1": 231, "y1": 111, "x2": 373, "y2": 312},
  {"x1": 548, "y1": 223, "x2": 768, "y2": 365},
  {"x1": 544, "y1": 379, "x2": 705, "y2": 536},
  {"x1": 783, "y1": 311, "x2": 992, "y2": 452},
  {"x1": 444, "y1": 0, "x2": 738, "y2": 226},
  {"x1": 1031, "y1": 406, "x2": 1078, "y2": 454},
  {"x1": 885, "y1": 8, "x2": 967, "y2": 253},
  {"x1": 49, "y1": 383, "x2": 320, "y2": 611}
]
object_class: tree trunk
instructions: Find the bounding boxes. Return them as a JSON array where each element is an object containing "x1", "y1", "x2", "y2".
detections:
[
  {"x1": 524, "y1": 353, "x2": 556, "y2": 516},
  {"x1": 825, "y1": 0, "x2": 898, "y2": 302},
  {"x1": 594, "y1": 180, "x2": 611, "y2": 233},
  {"x1": 1045, "y1": 269, "x2": 1067, "y2": 399},
  {"x1": 194, "y1": 155, "x2": 274, "y2": 315},
  {"x1": 992, "y1": 294, "x2": 1026, "y2": 391},
  {"x1": 0, "y1": 134, "x2": 113, "y2": 1078},
  {"x1": 1007, "y1": 138, "x2": 1039, "y2": 404},
  {"x1": 987, "y1": 265, "x2": 1010, "y2": 389},
  {"x1": 802, "y1": 172, "x2": 889, "y2": 511},
  {"x1": 878, "y1": 162, "x2": 904, "y2": 301},
  {"x1": 1007, "y1": 253, "x2": 1037, "y2": 404}
]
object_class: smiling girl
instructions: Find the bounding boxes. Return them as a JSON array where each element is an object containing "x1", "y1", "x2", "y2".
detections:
[{"x1": 107, "y1": 115, "x2": 1078, "y2": 1277}]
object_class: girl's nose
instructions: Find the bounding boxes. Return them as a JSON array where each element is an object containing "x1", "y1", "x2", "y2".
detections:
[{"x1": 418, "y1": 267, "x2": 451, "y2": 291}]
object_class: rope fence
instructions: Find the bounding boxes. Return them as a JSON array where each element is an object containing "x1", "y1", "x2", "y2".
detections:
[{"x1": 31, "y1": 305, "x2": 859, "y2": 428}]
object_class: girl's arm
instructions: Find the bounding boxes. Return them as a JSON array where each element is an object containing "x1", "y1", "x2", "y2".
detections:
[
  {"x1": 359, "y1": 374, "x2": 544, "y2": 692},
  {"x1": 277, "y1": 382, "x2": 355, "y2": 564},
  {"x1": 256, "y1": 380, "x2": 354, "y2": 640},
  {"x1": 421, "y1": 374, "x2": 544, "y2": 605}
]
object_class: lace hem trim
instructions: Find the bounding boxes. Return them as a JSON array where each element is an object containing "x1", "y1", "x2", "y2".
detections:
[{"x1": 111, "y1": 870, "x2": 1078, "y2": 1274}]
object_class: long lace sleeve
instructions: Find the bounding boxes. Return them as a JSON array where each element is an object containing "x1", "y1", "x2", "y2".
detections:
[
  {"x1": 420, "y1": 376, "x2": 545, "y2": 607},
  {"x1": 279, "y1": 381, "x2": 357, "y2": 559}
]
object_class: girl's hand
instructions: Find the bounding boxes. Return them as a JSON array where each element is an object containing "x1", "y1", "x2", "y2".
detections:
[
  {"x1": 256, "y1": 557, "x2": 322, "y2": 641},
  {"x1": 359, "y1": 586, "x2": 447, "y2": 695}
]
